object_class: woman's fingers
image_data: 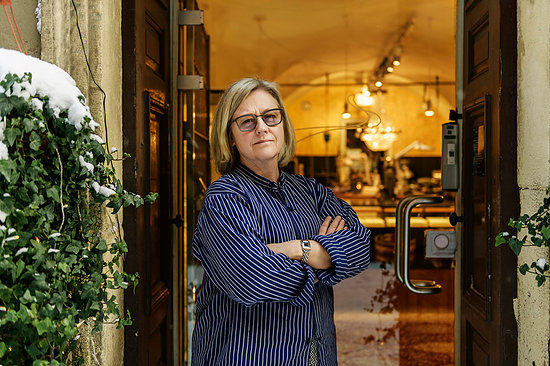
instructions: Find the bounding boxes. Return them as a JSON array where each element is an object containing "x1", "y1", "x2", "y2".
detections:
[
  {"x1": 318, "y1": 216, "x2": 332, "y2": 235},
  {"x1": 318, "y1": 216, "x2": 348, "y2": 235},
  {"x1": 327, "y1": 216, "x2": 343, "y2": 234},
  {"x1": 336, "y1": 218, "x2": 346, "y2": 231}
]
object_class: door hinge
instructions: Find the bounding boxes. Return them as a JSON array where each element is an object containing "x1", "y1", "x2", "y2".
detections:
[
  {"x1": 178, "y1": 10, "x2": 204, "y2": 26},
  {"x1": 177, "y1": 75, "x2": 204, "y2": 90}
]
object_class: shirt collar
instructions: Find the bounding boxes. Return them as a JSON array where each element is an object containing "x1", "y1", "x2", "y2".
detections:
[{"x1": 234, "y1": 163, "x2": 287, "y2": 191}]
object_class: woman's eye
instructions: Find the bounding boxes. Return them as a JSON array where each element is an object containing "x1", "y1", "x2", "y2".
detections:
[
  {"x1": 263, "y1": 113, "x2": 276, "y2": 121},
  {"x1": 240, "y1": 118, "x2": 256, "y2": 128}
]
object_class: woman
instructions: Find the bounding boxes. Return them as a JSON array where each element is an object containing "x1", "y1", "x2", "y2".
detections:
[{"x1": 192, "y1": 77, "x2": 371, "y2": 366}]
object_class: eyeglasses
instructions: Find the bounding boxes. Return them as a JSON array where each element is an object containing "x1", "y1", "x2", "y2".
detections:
[{"x1": 231, "y1": 108, "x2": 283, "y2": 132}]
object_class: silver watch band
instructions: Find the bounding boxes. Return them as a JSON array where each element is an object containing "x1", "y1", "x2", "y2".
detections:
[{"x1": 300, "y1": 240, "x2": 311, "y2": 264}]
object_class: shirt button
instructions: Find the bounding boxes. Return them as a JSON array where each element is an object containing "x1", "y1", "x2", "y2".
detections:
[{"x1": 305, "y1": 338, "x2": 310, "y2": 345}]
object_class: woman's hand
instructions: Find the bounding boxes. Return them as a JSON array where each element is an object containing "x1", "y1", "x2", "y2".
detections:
[{"x1": 318, "y1": 216, "x2": 347, "y2": 235}]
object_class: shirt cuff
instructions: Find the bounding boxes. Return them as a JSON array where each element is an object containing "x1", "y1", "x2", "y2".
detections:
[{"x1": 310, "y1": 233, "x2": 349, "y2": 286}]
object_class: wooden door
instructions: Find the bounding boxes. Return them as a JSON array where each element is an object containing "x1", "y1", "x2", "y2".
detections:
[
  {"x1": 460, "y1": 0, "x2": 518, "y2": 364},
  {"x1": 122, "y1": 0, "x2": 173, "y2": 364}
]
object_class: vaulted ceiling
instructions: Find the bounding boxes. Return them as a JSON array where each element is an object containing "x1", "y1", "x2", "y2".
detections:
[{"x1": 197, "y1": 0, "x2": 456, "y2": 102}]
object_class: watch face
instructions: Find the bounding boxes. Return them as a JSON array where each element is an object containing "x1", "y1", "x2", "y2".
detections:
[{"x1": 301, "y1": 240, "x2": 311, "y2": 250}]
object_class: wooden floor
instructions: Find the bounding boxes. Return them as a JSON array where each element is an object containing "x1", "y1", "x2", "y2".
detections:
[{"x1": 334, "y1": 266, "x2": 455, "y2": 365}]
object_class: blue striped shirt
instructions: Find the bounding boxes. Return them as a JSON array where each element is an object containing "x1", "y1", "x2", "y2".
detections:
[{"x1": 191, "y1": 164, "x2": 371, "y2": 365}]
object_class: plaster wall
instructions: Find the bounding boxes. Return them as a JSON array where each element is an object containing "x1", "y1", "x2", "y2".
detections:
[
  {"x1": 517, "y1": 0, "x2": 550, "y2": 364},
  {"x1": 40, "y1": 1, "x2": 124, "y2": 365},
  {"x1": 0, "y1": 0, "x2": 41, "y2": 56}
]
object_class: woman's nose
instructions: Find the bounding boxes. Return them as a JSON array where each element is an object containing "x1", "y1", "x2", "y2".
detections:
[{"x1": 255, "y1": 116, "x2": 268, "y2": 134}]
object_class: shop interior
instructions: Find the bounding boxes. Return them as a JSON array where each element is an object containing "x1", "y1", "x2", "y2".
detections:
[{"x1": 199, "y1": 1, "x2": 457, "y2": 364}]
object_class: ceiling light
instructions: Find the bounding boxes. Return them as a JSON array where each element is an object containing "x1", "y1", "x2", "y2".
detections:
[
  {"x1": 375, "y1": 80, "x2": 383, "y2": 88},
  {"x1": 392, "y1": 59, "x2": 400, "y2": 66},
  {"x1": 424, "y1": 100, "x2": 435, "y2": 117},
  {"x1": 342, "y1": 103, "x2": 351, "y2": 119},
  {"x1": 386, "y1": 66, "x2": 394, "y2": 73},
  {"x1": 355, "y1": 86, "x2": 374, "y2": 107}
]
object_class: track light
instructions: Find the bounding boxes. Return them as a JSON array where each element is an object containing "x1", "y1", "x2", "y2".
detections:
[
  {"x1": 424, "y1": 100, "x2": 435, "y2": 117},
  {"x1": 342, "y1": 102, "x2": 351, "y2": 119}
]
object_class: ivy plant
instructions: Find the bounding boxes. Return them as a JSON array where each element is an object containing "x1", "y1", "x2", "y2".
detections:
[
  {"x1": 495, "y1": 186, "x2": 550, "y2": 287},
  {"x1": 0, "y1": 72, "x2": 156, "y2": 365}
]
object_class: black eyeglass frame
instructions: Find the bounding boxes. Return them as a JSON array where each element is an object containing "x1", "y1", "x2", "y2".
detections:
[{"x1": 231, "y1": 108, "x2": 284, "y2": 132}]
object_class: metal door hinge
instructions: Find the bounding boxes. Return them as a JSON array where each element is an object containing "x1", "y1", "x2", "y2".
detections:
[
  {"x1": 178, "y1": 10, "x2": 204, "y2": 26},
  {"x1": 177, "y1": 75, "x2": 204, "y2": 90}
]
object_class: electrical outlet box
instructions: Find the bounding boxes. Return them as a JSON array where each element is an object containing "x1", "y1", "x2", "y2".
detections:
[{"x1": 425, "y1": 230, "x2": 457, "y2": 258}]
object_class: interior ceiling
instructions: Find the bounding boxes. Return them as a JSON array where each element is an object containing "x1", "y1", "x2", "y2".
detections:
[{"x1": 197, "y1": 0, "x2": 456, "y2": 101}]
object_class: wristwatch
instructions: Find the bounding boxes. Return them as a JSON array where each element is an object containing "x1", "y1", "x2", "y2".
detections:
[{"x1": 300, "y1": 240, "x2": 311, "y2": 264}]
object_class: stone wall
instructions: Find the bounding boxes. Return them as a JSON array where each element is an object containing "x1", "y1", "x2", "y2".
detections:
[
  {"x1": 40, "y1": 1, "x2": 124, "y2": 365},
  {"x1": 0, "y1": 0, "x2": 41, "y2": 56},
  {"x1": 517, "y1": 1, "x2": 550, "y2": 365}
]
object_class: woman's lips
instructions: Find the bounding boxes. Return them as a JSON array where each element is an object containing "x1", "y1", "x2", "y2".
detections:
[{"x1": 254, "y1": 139, "x2": 273, "y2": 145}]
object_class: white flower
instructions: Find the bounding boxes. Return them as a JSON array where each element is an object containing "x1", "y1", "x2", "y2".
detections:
[
  {"x1": 0, "y1": 209, "x2": 7, "y2": 223},
  {"x1": 79, "y1": 155, "x2": 94, "y2": 173},
  {"x1": 48, "y1": 232, "x2": 61, "y2": 238},
  {"x1": 536, "y1": 258, "x2": 546, "y2": 271},
  {"x1": 15, "y1": 247, "x2": 28, "y2": 256},
  {"x1": 111, "y1": 147, "x2": 118, "y2": 153},
  {"x1": 47, "y1": 248, "x2": 60, "y2": 254},
  {"x1": 7, "y1": 228, "x2": 15, "y2": 235},
  {"x1": 501, "y1": 232, "x2": 509, "y2": 237},
  {"x1": 2, "y1": 193, "x2": 9, "y2": 197},
  {"x1": 0, "y1": 225, "x2": 6, "y2": 231},
  {"x1": 86, "y1": 151, "x2": 93, "y2": 159}
]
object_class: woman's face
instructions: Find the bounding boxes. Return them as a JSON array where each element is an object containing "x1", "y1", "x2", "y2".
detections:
[{"x1": 230, "y1": 89, "x2": 285, "y2": 173}]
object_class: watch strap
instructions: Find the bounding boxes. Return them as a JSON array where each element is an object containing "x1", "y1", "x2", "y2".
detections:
[{"x1": 300, "y1": 240, "x2": 311, "y2": 264}]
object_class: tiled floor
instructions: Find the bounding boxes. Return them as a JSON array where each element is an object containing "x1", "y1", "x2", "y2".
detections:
[{"x1": 334, "y1": 266, "x2": 454, "y2": 365}]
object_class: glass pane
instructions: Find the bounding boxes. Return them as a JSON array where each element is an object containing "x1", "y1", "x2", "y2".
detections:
[{"x1": 334, "y1": 265, "x2": 454, "y2": 365}]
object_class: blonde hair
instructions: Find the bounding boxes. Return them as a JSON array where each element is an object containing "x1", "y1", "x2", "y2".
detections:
[{"x1": 210, "y1": 77, "x2": 296, "y2": 175}]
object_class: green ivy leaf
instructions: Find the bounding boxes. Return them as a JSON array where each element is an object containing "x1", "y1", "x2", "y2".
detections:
[
  {"x1": 34, "y1": 317, "x2": 53, "y2": 336},
  {"x1": 0, "y1": 341, "x2": 8, "y2": 358},
  {"x1": 29, "y1": 131, "x2": 42, "y2": 151},
  {"x1": 541, "y1": 226, "x2": 550, "y2": 241},
  {"x1": 0, "y1": 159, "x2": 15, "y2": 183},
  {"x1": 12, "y1": 259, "x2": 25, "y2": 282},
  {"x1": 46, "y1": 186, "x2": 60, "y2": 203},
  {"x1": 536, "y1": 275, "x2": 546, "y2": 287},
  {"x1": 519, "y1": 263, "x2": 529, "y2": 275},
  {"x1": 0, "y1": 93, "x2": 13, "y2": 116},
  {"x1": 508, "y1": 237, "x2": 523, "y2": 256},
  {"x1": 495, "y1": 234, "x2": 507, "y2": 247},
  {"x1": 65, "y1": 242, "x2": 81, "y2": 254},
  {"x1": 4, "y1": 127, "x2": 21, "y2": 147},
  {"x1": 21, "y1": 289, "x2": 34, "y2": 304}
]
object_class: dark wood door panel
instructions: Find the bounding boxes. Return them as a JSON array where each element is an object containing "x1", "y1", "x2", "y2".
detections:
[
  {"x1": 123, "y1": 0, "x2": 172, "y2": 364},
  {"x1": 462, "y1": 96, "x2": 491, "y2": 321},
  {"x1": 460, "y1": 1, "x2": 517, "y2": 365}
]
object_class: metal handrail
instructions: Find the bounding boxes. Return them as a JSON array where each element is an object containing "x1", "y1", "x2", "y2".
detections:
[{"x1": 395, "y1": 195, "x2": 443, "y2": 295}]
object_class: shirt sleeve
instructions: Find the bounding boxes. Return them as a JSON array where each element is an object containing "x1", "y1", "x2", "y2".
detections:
[
  {"x1": 192, "y1": 191, "x2": 316, "y2": 307},
  {"x1": 308, "y1": 179, "x2": 371, "y2": 286}
]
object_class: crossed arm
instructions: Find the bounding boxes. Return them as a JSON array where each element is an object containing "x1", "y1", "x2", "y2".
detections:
[{"x1": 266, "y1": 215, "x2": 347, "y2": 270}]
